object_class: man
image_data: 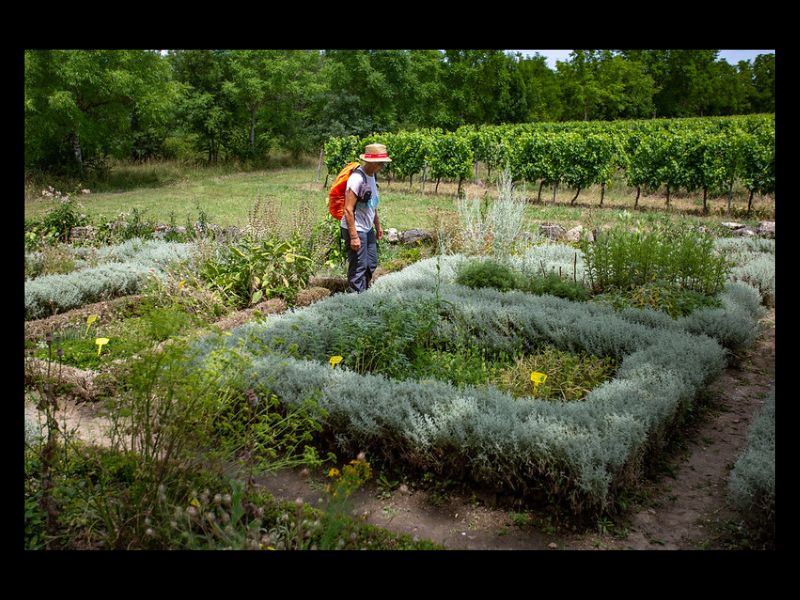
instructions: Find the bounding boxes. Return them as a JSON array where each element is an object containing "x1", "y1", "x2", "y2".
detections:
[{"x1": 341, "y1": 143, "x2": 391, "y2": 293}]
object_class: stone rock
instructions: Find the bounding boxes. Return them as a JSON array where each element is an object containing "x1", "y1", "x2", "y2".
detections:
[
  {"x1": 384, "y1": 228, "x2": 400, "y2": 243},
  {"x1": 539, "y1": 224, "x2": 567, "y2": 241},
  {"x1": 401, "y1": 229, "x2": 432, "y2": 245},
  {"x1": 565, "y1": 225, "x2": 584, "y2": 243},
  {"x1": 732, "y1": 227, "x2": 757, "y2": 237},
  {"x1": 720, "y1": 222, "x2": 746, "y2": 230},
  {"x1": 295, "y1": 286, "x2": 331, "y2": 307},
  {"x1": 757, "y1": 221, "x2": 775, "y2": 238},
  {"x1": 69, "y1": 225, "x2": 96, "y2": 241}
]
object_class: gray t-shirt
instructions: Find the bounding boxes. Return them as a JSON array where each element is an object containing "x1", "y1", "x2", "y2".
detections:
[{"x1": 340, "y1": 169, "x2": 379, "y2": 232}]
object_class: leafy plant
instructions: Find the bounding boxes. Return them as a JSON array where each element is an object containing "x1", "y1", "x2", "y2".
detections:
[
  {"x1": 581, "y1": 224, "x2": 731, "y2": 296},
  {"x1": 455, "y1": 258, "x2": 519, "y2": 292},
  {"x1": 496, "y1": 345, "x2": 619, "y2": 401},
  {"x1": 200, "y1": 234, "x2": 314, "y2": 307}
]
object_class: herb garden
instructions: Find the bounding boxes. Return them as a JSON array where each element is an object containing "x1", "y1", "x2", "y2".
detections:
[{"x1": 24, "y1": 116, "x2": 775, "y2": 550}]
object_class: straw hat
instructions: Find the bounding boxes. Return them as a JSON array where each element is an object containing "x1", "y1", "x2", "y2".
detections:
[{"x1": 359, "y1": 143, "x2": 392, "y2": 163}]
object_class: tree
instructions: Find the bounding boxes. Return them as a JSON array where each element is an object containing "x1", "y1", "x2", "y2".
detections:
[
  {"x1": 751, "y1": 54, "x2": 775, "y2": 113},
  {"x1": 516, "y1": 54, "x2": 563, "y2": 121},
  {"x1": 25, "y1": 49, "x2": 176, "y2": 172},
  {"x1": 618, "y1": 50, "x2": 719, "y2": 117},
  {"x1": 168, "y1": 50, "x2": 235, "y2": 163}
]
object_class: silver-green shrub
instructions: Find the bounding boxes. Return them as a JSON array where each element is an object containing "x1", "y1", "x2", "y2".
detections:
[
  {"x1": 93, "y1": 238, "x2": 195, "y2": 270},
  {"x1": 715, "y1": 237, "x2": 775, "y2": 307},
  {"x1": 25, "y1": 263, "x2": 158, "y2": 319},
  {"x1": 192, "y1": 256, "x2": 736, "y2": 513},
  {"x1": 508, "y1": 242, "x2": 588, "y2": 284},
  {"x1": 728, "y1": 388, "x2": 774, "y2": 537},
  {"x1": 25, "y1": 239, "x2": 195, "y2": 319}
]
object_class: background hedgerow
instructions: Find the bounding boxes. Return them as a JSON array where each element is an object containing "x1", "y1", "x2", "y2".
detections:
[{"x1": 728, "y1": 387, "x2": 774, "y2": 545}]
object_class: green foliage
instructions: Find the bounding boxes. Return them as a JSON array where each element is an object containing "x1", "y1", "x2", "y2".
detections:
[
  {"x1": 211, "y1": 387, "x2": 328, "y2": 472},
  {"x1": 25, "y1": 244, "x2": 80, "y2": 279},
  {"x1": 496, "y1": 345, "x2": 619, "y2": 401},
  {"x1": 581, "y1": 224, "x2": 731, "y2": 296},
  {"x1": 412, "y1": 345, "x2": 513, "y2": 389},
  {"x1": 594, "y1": 281, "x2": 722, "y2": 319},
  {"x1": 520, "y1": 272, "x2": 590, "y2": 302},
  {"x1": 455, "y1": 257, "x2": 589, "y2": 301},
  {"x1": 26, "y1": 196, "x2": 89, "y2": 247},
  {"x1": 455, "y1": 258, "x2": 518, "y2": 291},
  {"x1": 200, "y1": 235, "x2": 314, "y2": 307},
  {"x1": 333, "y1": 299, "x2": 441, "y2": 379}
]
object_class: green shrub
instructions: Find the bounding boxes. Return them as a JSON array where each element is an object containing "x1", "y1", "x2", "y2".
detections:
[
  {"x1": 582, "y1": 224, "x2": 731, "y2": 296},
  {"x1": 200, "y1": 235, "x2": 314, "y2": 308},
  {"x1": 594, "y1": 281, "x2": 722, "y2": 319},
  {"x1": 455, "y1": 258, "x2": 519, "y2": 291},
  {"x1": 496, "y1": 346, "x2": 619, "y2": 401},
  {"x1": 39, "y1": 197, "x2": 89, "y2": 244},
  {"x1": 520, "y1": 272, "x2": 590, "y2": 302}
]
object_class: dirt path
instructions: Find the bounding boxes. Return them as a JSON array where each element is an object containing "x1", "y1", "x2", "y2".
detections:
[{"x1": 26, "y1": 309, "x2": 775, "y2": 550}]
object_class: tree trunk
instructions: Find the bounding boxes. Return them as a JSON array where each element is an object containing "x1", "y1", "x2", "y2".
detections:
[
  {"x1": 552, "y1": 183, "x2": 557, "y2": 205},
  {"x1": 727, "y1": 177, "x2": 734, "y2": 214},
  {"x1": 703, "y1": 187, "x2": 708, "y2": 214},
  {"x1": 422, "y1": 166, "x2": 427, "y2": 193},
  {"x1": 71, "y1": 131, "x2": 83, "y2": 174},
  {"x1": 537, "y1": 180, "x2": 544, "y2": 203},
  {"x1": 409, "y1": 174, "x2": 414, "y2": 189},
  {"x1": 316, "y1": 147, "x2": 323, "y2": 185},
  {"x1": 634, "y1": 185, "x2": 640, "y2": 209},
  {"x1": 435, "y1": 177, "x2": 440, "y2": 195},
  {"x1": 570, "y1": 187, "x2": 581, "y2": 205},
  {"x1": 665, "y1": 185, "x2": 670, "y2": 207},
  {"x1": 250, "y1": 107, "x2": 256, "y2": 150},
  {"x1": 457, "y1": 176, "x2": 463, "y2": 198},
  {"x1": 600, "y1": 182, "x2": 605, "y2": 207},
  {"x1": 747, "y1": 189, "x2": 754, "y2": 215}
]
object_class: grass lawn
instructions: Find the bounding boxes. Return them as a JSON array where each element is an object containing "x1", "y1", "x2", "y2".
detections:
[{"x1": 25, "y1": 161, "x2": 775, "y2": 233}]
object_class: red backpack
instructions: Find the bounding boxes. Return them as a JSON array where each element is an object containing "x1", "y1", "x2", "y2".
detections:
[{"x1": 328, "y1": 162, "x2": 365, "y2": 220}]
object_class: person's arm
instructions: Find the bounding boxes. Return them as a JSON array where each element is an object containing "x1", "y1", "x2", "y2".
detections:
[
  {"x1": 344, "y1": 188, "x2": 361, "y2": 250},
  {"x1": 374, "y1": 209, "x2": 383, "y2": 240}
]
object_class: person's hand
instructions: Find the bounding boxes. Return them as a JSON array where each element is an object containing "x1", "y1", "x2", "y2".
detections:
[
  {"x1": 350, "y1": 234, "x2": 361, "y2": 251},
  {"x1": 376, "y1": 224, "x2": 383, "y2": 241}
]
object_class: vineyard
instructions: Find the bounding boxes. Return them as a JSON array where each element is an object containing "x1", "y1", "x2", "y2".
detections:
[{"x1": 325, "y1": 114, "x2": 774, "y2": 213}]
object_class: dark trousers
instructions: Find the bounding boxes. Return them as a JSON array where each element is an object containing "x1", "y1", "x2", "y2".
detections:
[{"x1": 342, "y1": 227, "x2": 377, "y2": 293}]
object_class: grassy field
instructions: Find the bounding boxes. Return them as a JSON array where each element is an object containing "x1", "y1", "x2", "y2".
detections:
[{"x1": 24, "y1": 160, "x2": 776, "y2": 233}]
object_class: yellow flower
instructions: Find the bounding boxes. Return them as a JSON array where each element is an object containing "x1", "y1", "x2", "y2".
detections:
[
  {"x1": 329, "y1": 355, "x2": 343, "y2": 368},
  {"x1": 328, "y1": 468, "x2": 340, "y2": 478},
  {"x1": 178, "y1": 279, "x2": 186, "y2": 289},
  {"x1": 95, "y1": 338, "x2": 110, "y2": 356}
]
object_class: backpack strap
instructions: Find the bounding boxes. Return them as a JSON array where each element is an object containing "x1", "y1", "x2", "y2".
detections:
[{"x1": 352, "y1": 166, "x2": 370, "y2": 204}]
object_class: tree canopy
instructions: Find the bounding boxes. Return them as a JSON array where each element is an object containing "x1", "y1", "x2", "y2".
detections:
[{"x1": 24, "y1": 49, "x2": 775, "y2": 172}]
